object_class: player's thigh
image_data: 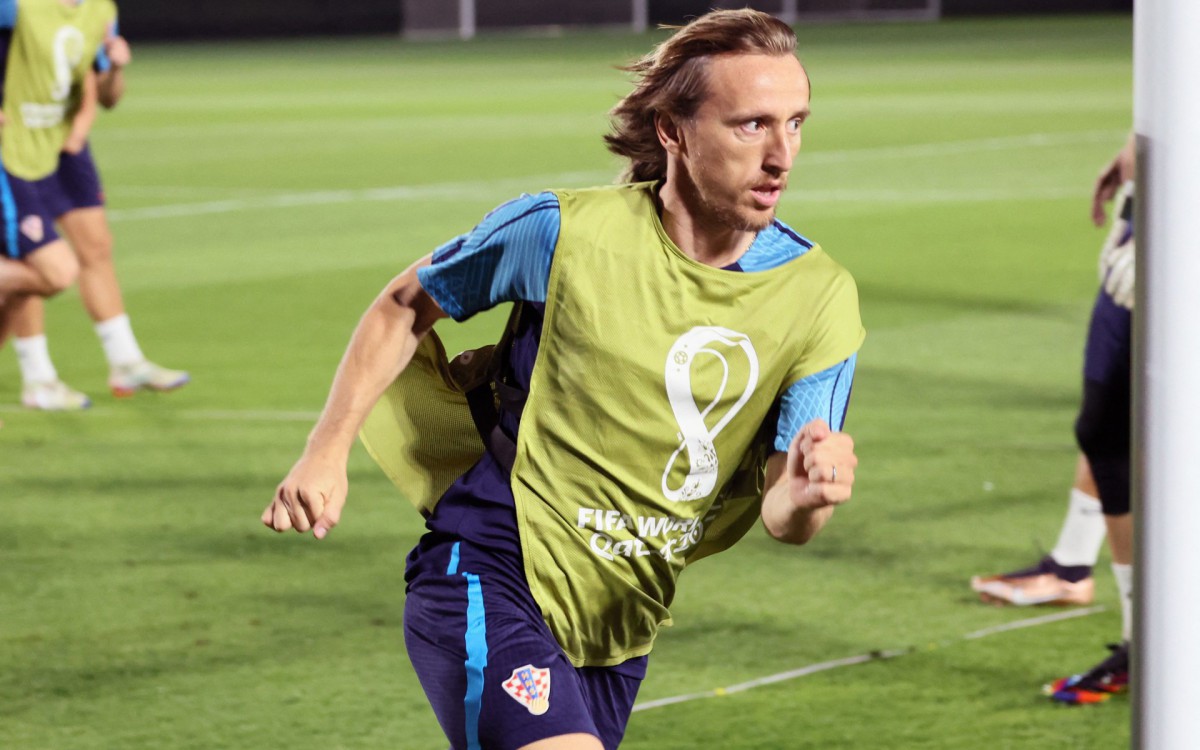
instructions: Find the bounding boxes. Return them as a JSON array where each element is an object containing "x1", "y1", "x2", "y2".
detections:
[
  {"x1": 24, "y1": 239, "x2": 79, "y2": 292},
  {"x1": 2, "y1": 172, "x2": 65, "y2": 275},
  {"x1": 58, "y1": 207, "x2": 113, "y2": 265},
  {"x1": 518, "y1": 734, "x2": 604, "y2": 750}
]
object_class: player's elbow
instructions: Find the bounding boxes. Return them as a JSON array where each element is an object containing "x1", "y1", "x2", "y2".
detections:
[
  {"x1": 384, "y1": 264, "x2": 446, "y2": 336},
  {"x1": 764, "y1": 521, "x2": 819, "y2": 546},
  {"x1": 762, "y1": 504, "x2": 833, "y2": 546}
]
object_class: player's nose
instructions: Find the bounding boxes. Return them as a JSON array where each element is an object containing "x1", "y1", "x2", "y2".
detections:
[{"x1": 762, "y1": 126, "x2": 795, "y2": 176}]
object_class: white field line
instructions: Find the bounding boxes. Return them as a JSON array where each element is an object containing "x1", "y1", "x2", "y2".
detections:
[
  {"x1": 963, "y1": 605, "x2": 1105, "y2": 640},
  {"x1": 800, "y1": 129, "x2": 1125, "y2": 165},
  {"x1": 105, "y1": 170, "x2": 608, "y2": 222},
  {"x1": 105, "y1": 130, "x2": 1122, "y2": 224},
  {"x1": 631, "y1": 606, "x2": 1106, "y2": 713}
]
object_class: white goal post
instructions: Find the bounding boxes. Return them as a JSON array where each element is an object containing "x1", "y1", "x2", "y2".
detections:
[{"x1": 1133, "y1": 0, "x2": 1200, "y2": 747}]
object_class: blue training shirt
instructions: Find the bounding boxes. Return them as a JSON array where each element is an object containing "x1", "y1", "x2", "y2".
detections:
[{"x1": 418, "y1": 191, "x2": 858, "y2": 448}]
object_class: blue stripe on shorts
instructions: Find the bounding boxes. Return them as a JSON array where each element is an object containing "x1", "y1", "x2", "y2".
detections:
[
  {"x1": 463, "y1": 571, "x2": 488, "y2": 750},
  {"x1": 0, "y1": 171, "x2": 18, "y2": 259}
]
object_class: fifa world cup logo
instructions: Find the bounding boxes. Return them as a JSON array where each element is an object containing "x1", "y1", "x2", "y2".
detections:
[
  {"x1": 51, "y1": 26, "x2": 86, "y2": 102},
  {"x1": 661, "y1": 326, "x2": 759, "y2": 502}
]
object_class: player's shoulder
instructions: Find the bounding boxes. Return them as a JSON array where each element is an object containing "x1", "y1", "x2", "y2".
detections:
[
  {"x1": 764, "y1": 218, "x2": 816, "y2": 253},
  {"x1": 553, "y1": 180, "x2": 655, "y2": 209},
  {"x1": 95, "y1": 0, "x2": 117, "y2": 29},
  {"x1": 481, "y1": 191, "x2": 560, "y2": 226},
  {"x1": 756, "y1": 220, "x2": 858, "y2": 293},
  {"x1": 739, "y1": 219, "x2": 820, "y2": 273}
]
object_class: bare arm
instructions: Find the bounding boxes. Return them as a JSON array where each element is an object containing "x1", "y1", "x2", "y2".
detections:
[
  {"x1": 1091, "y1": 132, "x2": 1136, "y2": 227},
  {"x1": 62, "y1": 69, "x2": 98, "y2": 154},
  {"x1": 760, "y1": 419, "x2": 857, "y2": 545},
  {"x1": 262, "y1": 255, "x2": 447, "y2": 539},
  {"x1": 97, "y1": 34, "x2": 130, "y2": 109}
]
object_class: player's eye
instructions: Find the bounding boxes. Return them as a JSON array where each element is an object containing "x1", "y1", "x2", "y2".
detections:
[
  {"x1": 741, "y1": 120, "x2": 762, "y2": 134},
  {"x1": 787, "y1": 118, "x2": 803, "y2": 134}
]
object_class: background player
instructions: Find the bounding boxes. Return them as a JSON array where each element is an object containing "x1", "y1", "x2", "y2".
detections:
[
  {"x1": 4, "y1": 21, "x2": 189, "y2": 410},
  {"x1": 264, "y1": 10, "x2": 863, "y2": 748},
  {"x1": 0, "y1": 0, "x2": 116, "y2": 373},
  {"x1": 972, "y1": 135, "x2": 1136, "y2": 705}
]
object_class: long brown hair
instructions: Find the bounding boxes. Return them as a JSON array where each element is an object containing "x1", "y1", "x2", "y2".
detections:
[{"x1": 604, "y1": 9, "x2": 799, "y2": 184}]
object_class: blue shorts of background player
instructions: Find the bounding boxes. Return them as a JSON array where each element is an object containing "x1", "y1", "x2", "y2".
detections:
[
  {"x1": 0, "y1": 169, "x2": 62, "y2": 259},
  {"x1": 45, "y1": 145, "x2": 106, "y2": 217},
  {"x1": 0, "y1": 145, "x2": 104, "y2": 260},
  {"x1": 1075, "y1": 287, "x2": 1131, "y2": 517}
]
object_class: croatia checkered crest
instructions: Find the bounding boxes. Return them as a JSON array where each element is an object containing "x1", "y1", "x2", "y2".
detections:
[{"x1": 502, "y1": 664, "x2": 551, "y2": 715}]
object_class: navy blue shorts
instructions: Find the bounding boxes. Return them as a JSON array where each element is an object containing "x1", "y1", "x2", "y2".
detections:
[
  {"x1": 1082, "y1": 288, "x2": 1131, "y2": 385},
  {"x1": 1076, "y1": 288, "x2": 1132, "y2": 515},
  {"x1": 44, "y1": 145, "x2": 105, "y2": 217},
  {"x1": 404, "y1": 537, "x2": 646, "y2": 750},
  {"x1": 0, "y1": 169, "x2": 61, "y2": 259}
]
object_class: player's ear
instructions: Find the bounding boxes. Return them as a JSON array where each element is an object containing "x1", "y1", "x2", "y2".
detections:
[{"x1": 655, "y1": 112, "x2": 686, "y2": 156}]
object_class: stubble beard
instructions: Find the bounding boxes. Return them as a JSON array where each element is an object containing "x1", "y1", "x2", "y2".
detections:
[{"x1": 690, "y1": 178, "x2": 776, "y2": 234}]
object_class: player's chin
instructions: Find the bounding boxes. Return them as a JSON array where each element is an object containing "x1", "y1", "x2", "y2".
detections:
[{"x1": 741, "y1": 208, "x2": 776, "y2": 232}]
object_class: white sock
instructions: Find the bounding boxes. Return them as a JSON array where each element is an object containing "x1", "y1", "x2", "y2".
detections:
[
  {"x1": 94, "y1": 314, "x2": 144, "y2": 368},
  {"x1": 1049, "y1": 488, "x2": 1107, "y2": 566},
  {"x1": 1112, "y1": 562, "x2": 1134, "y2": 642},
  {"x1": 14, "y1": 334, "x2": 58, "y2": 384}
]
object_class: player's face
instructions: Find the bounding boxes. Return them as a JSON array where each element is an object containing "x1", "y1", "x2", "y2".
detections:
[{"x1": 680, "y1": 53, "x2": 810, "y2": 232}]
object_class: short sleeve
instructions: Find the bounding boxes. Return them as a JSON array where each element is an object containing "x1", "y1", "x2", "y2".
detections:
[
  {"x1": 774, "y1": 354, "x2": 857, "y2": 451},
  {"x1": 93, "y1": 19, "x2": 118, "y2": 73},
  {"x1": 0, "y1": 1, "x2": 16, "y2": 29},
  {"x1": 417, "y1": 192, "x2": 560, "y2": 321}
]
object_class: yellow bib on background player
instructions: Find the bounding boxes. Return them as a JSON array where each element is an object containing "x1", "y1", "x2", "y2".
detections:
[{"x1": 2, "y1": 0, "x2": 116, "y2": 180}]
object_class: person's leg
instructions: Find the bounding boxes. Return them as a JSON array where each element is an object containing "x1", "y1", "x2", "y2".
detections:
[
  {"x1": 970, "y1": 453, "x2": 1104, "y2": 606},
  {"x1": 8, "y1": 294, "x2": 91, "y2": 410},
  {"x1": 17, "y1": 239, "x2": 79, "y2": 296},
  {"x1": 0, "y1": 170, "x2": 77, "y2": 296},
  {"x1": 0, "y1": 255, "x2": 54, "y2": 294},
  {"x1": 0, "y1": 172, "x2": 81, "y2": 411},
  {"x1": 58, "y1": 206, "x2": 124, "y2": 320},
  {"x1": 1047, "y1": 289, "x2": 1132, "y2": 705},
  {"x1": 10, "y1": 298, "x2": 91, "y2": 410},
  {"x1": 1106, "y1": 512, "x2": 1133, "y2": 642},
  {"x1": 1075, "y1": 294, "x2": 1133, "y2": 647},
  {"x1": 1049, "y1": 454, "x2": 1107, "y2": 567},
  {"x1": 56, "y1": 207, "x2": 190, "y2": 396}
]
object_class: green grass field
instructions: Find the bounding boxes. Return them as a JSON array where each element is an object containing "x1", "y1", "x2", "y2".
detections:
[{"x1": 1, "y1": 15, "x2": 1133, "y2": 749}]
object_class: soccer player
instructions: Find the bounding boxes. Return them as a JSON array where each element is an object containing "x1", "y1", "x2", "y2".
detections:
[
  {"x1": 265, "y1": 10, "x2": 864, "y2": 749},
  {"x1": 0, "y1": 0, "x2": 116, "y2": 373},
  {"x1": 971, "y1": 136, "x2": 1135, "y2": 705},
  {"x1": 4, "y1": 20, "x2": 189, "y2": 410}
]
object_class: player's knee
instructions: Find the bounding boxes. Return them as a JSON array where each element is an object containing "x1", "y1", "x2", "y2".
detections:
[
  {"x1": 1073, "y1": 411, "x2": 1103, "y2": 458},
  {"x1": 76, "y1": 230, "x2": 114, "y2": 267},
  {"x1": 1074, "y1": 381, "x2": 1129, "y2": 459},
  {"x1": 37, "y1": 251, "x2": 80, "y2": 294}
]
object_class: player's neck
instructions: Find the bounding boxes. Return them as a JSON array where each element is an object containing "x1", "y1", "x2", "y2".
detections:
[{"x1": 656, "y1": 180, "x2": 756, "y2": 269}]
